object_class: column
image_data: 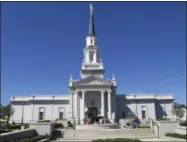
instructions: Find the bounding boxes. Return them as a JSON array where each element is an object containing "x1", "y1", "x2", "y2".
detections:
[
  {"x1": 107, "y1": 91, "x2": 111, "y2": 119},
  {"x1": 82, "y1": 91, "x2": 85, "y2": 123},
  {"x1": 74, "y1": 91, "x2": 78, "y2": 119},
  {"x1": 101, "y1": 91, "x2": 105, "y2": 117},
  {"x1": 71, "y1": 92, "x2": 74, "y2": 118}
]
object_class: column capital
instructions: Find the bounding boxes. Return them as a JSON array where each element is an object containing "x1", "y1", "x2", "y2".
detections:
[
  {"x1": 73, "y1": 90, "x2": 79, "y2": 94},
  {"x1": 107, "y1": 90, "x2": 112, "y2": 94},
  {"x1": 81, "y1": 90, "x2": 87, "y2": 94},
  {"x1": 100, "y1": 90, "x2": 106, "y2": 94}
]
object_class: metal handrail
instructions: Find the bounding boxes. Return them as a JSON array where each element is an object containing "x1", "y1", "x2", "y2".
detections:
[{"x1": 149, "y1": 118, "x2": 160, "y2": 138}]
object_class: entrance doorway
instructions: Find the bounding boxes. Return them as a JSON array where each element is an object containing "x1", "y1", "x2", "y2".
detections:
[
  {"x1": 86, "y1": 107, "x2": 100, "y2": 123},
  {"x1": 87, "y1": 107, "x2": 98, "y2": 118}
]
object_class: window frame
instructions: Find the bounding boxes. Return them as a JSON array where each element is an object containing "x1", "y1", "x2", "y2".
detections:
[
  {"x1": 38, "y1": 107, "x2": 45, "y2": 121},
  {"x1": 59, "y1": 107, "x2": 65, "y2": 119}
]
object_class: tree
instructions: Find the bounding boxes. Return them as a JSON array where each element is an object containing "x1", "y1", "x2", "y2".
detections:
[
  {"x1": 172, "y1": 102, "x2": 185, "y2": 120},
  {"x1": 0, "y1": 103, "x2": 14, "y2": 124}
]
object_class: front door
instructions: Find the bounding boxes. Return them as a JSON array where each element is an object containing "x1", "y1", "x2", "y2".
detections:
[{"x1": 87, "y1": 107, "x2": 98, "y2": 118}]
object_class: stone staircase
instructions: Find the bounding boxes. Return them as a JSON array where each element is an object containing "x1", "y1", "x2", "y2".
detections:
[{"x1": 55, "y1": 126, "x2": 158, "y2": 141}]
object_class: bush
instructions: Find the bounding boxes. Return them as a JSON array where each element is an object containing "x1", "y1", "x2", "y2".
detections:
[
  {"x1": 54, "y1": 123, "x2": 64, "y2": 129},
  {"x1": 23, "y1": 123, "x2": 30, "y2": 129},
  {"x1": 67, "y1": 121, "x2": 73, "y2": 128},
  {"x1": 126, "y1": 122, "x2": 131, "y2": 126},
  {"x1": 51, "y1": 130, "x2": 63, "y2": 140},
  {"x1": 56, "y1": 118, "x2": 67, "y2": 121},
  {"x1": 157, "y1": 118, "x2": 170, "y2": 121},
  {"x1": 180, "y1": 120, "x2": 187, "y2": 126},
  {"x1": 92, "y1": 138, "x2": 142, "y2": 142},
  {"x1": 165, "y1": 133, "x2": 187, "y2": 139},
  {"x1": 0, "y1": 129, "x2": 12, "y2": 133},
  {"x1": 37, "y1": 120, "x2": 50, "y2": 123},
  {"x1": 138, "y1": 126, "x2": 150, "y2": 128},
  {"x1": 0, "y1": 124, "x2": 21, "y2": 130},
  {"x1": 13, "y1": 135, "x2": 47, "y2": 142}
]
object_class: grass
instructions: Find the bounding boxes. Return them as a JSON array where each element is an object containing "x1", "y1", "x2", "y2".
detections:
[
  {"x1": 157, "y1": 118, "x2": 170, "y2": 121},
  {"x1": 37, "y1": 120, "x2": 50, "y2": 123},
  {"x1": 165, "y1": 133, "x2": 187, "y2": 139}
]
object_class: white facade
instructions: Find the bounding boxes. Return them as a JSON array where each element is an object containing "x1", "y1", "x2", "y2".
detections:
[{"x1": 9, "y1": 4, "x2": 174, "y2": 124}]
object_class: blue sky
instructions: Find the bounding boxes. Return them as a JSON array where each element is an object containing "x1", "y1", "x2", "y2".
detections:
[{"x1": 1, "y1": 2, "x2": 186, "y2": 105}]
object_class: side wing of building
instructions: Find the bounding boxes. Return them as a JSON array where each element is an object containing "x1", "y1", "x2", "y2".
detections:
[
  {"x1": 9, "y1": 95, "x2": 71, "y2": 123},
  {"x1": 116, "y1": 94, "x2": 174, "y2": 121}
]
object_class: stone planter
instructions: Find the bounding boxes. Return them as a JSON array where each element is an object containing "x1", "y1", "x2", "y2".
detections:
[
  {"x1": 156, "y1": 120, "x2": 178, "y2": 136},
  {"x1": 175, "y1": 126, "x2": 186, "y2": 135},
  {"x1": 30, "y1": 122, "x2": 54, "y2": 136}
]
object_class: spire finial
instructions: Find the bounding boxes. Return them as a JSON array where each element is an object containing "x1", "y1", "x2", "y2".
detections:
[
  {"x1": 100, "y1": 58, "x2": 102, "y2": 63},
  {"x1": 70, "y1": 74, "x2": 73, "y2": 81},
  {"x1": 90, "y1": 3, "x2": 94, "y2": 15},
  {"x1": 88, "y1": 3, "x2": 95, "y2": 36},
  {"x1": 112, "y1": 74, "x2": 115, "y2": 80}
]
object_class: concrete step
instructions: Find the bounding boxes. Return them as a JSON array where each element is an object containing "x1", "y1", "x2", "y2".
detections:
[{"x1": 60, "y1": 127, "x2": 157, "y2": 141}]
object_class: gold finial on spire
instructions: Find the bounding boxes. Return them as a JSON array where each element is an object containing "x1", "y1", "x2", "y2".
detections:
[{"x1": 90, "y1": 3, "x2": 94, "y2": 14}]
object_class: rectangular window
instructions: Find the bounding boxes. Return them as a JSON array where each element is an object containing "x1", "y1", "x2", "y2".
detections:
[
  {"x1": 39, "y1": 108, "x2": 45, "y2": 120},
  {"x1": 141, "y1": 106, "x2": 147, "y2": 119},
  {"x1": 59, "y1": 108, "x2": 64, "y2": 119},
  {"x1": 142, "y1": 110, "x2": 146, "y2": 119}
]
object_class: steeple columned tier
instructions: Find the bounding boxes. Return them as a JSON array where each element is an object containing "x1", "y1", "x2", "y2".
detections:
[{"x1": 81, "y1": 3, "x2": 104, "y2": 79}]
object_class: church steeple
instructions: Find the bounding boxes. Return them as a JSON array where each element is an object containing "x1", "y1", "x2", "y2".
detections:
[
  {"x1": 81, "y1": 3, "x2": 104, "y2": 79},
  {"x1": 88, "y1": 3, "x2": 95, "y2": 36}
]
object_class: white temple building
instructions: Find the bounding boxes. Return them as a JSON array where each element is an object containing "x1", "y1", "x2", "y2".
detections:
[{"x1": 10, "y1": 4, "x2": 174, "y2": 124}]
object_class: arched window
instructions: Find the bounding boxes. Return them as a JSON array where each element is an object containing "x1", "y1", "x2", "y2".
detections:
[{"x1": 91, "y1": 39, "x2": 93, "y2": 44}]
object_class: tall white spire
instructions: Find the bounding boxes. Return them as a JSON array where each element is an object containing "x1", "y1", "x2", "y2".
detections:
[{"x1": 81, "y1": 3, "x2": 104, "y2": 79}]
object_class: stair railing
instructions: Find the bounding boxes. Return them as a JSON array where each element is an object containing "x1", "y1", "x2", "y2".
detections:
[{"x1": 149, "y1": 118, "x2": 160, "y2": 138}]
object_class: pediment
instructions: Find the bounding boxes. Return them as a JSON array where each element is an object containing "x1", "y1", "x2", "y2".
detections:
[
  {"x1": 87, "y1": 80, "x2": 105, "y2": 85},
  {"x1": 73, "y1": 76, "x2": 112, "y2": 86}
]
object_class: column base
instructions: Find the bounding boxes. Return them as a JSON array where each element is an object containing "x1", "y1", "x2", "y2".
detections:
[
  {"x1": 109, "y1": 119, "x2": 115, "y2": 124},
  {"x1": 80, "y1": 119, "x2": 85, "y2": 124}
]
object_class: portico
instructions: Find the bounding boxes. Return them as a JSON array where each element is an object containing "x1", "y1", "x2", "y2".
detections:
[
  {"x1": 71, "y1": 90, "x2": 112, "y2": 124},
  {"x1": 69, "y1": 75, "x2": 117, "y2": 124}
]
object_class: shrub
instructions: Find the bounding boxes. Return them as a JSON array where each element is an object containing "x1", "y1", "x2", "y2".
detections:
[
  {"x1": 165, "y1": 133, "x2": 187, "y2": 139},
  {"x1": 126, "y1": 122, "x2": 131, "y2": 126},
  {"x1": 10, "y1": 124, "x2": 21, "y2": 129},
  {"x1": 139, "y1": 126, "x2": 150, "y2": 128},
  {"x1": 0, "y1": 129, "x2": 12, "y2": 133},
  {"x1": 54, "y1": 123, "x2": 64, "y2": 129},
  {"x1": 56, "y1": 118, "x2": 67, "y2": 121},
  {"x1": 23, "y1": 123, "x2": 30, "y2": 129},
  {"x1": 180, "y1": 120, "x2": 187, "y2": 126},
  {"x1": 157, "y1": 118, "x2": 170, "y2": 121},
  {"x1": 92, "y1": 138, "x2": 142, "y2": 142},
  {"x1": 37, "y1": 120, "x2": 50, "y2": 123},
  {"x1": 14, "y1": 135, "x2": 47, "y2": 142},
  {"x1": 51, "y1": 130, "x2": 63, "y2": 140},
  {"x1": 67, "y1": 121, "x2": 73, "y2": 128}
]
